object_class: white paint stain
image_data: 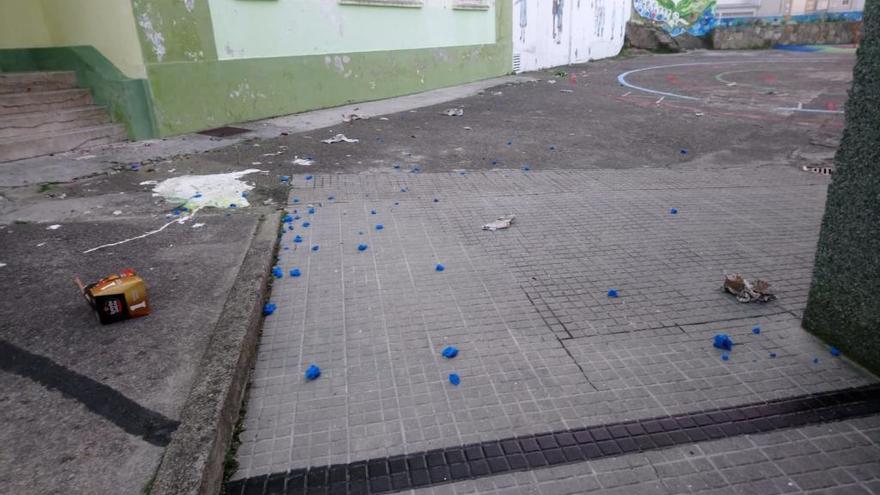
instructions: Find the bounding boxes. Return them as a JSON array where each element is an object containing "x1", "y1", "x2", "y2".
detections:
[
  {"x1": 138, "y1": 13, "x2": 166, "y2": 62},
  {"x1": 183, "y1": 0, "x2": 195, "y2": 13},
  {"x1": 152, "y1": 169, "x2": 262, "y2": 208},
  {"x1": 0, "y1": 263, "x2": 6, "y2": 268},
  {"x1": 46, "y1": 224, "x2": 61, "y2": 230}
]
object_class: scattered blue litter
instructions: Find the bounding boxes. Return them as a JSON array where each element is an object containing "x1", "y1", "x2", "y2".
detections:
[
  {"x1": 192, "y1": 193, "x2": 203, "y2": 199},
  {"x1": 411, "y1": 166, "x2": 420, "y2": 173},
  {"x1": 670, "y1": 208, "x2": 678, "y2": 215},
  {"x1": 371, "y1": 209, "x2": 377, "y2": 215},
  {"x1": 305, "y1": 175, "x2": 313, "y2": 180},
  {"x1": 358, "y1": 231, "x2": 363, "y2": 235},
  {"x1": 491, "y1": 160, "x2": 498, "y2": 165},
  {"x1": 459, "y1": 171, "x2": 466, "y2": 176},
  {"x1": 813, "y1": 357, "x2": 820, "y2": 364},
  {"x1": 294, "y1": 215, "x2": 301, "y2": 220},
  {"x1": 507, "y1": 140, "x2": 512, "y2": 145},
  {"x1": 308, "y1": 208, "x2": 316, "y2": 214},
  {"x1": 442, "y1": 346, "x2": 459, "y2": 359},
  {"x1": 549, "y1": 145, "x2": 556, "y2": 150},
  {"x1": 283, "y1": 246, "x2": 289, "y2": 250},
  {"x1": 292, "y1": 198, "x2": 300, "y2": 204},
  {"x1": 263, "y1": 303, "x2": 277, "y2": 316},
  {"x1": 830, "y1": 346, "x2": 841, "y2": 357},
  {"x1": 394, "y1": 202, "x2": 399, "y2": 206},
  {"x1": 357, "y1": 243, "x2": 368, "y2": 252},
  {"x1": 448, "y1": 373, "x2": 461, "y2": 386},
  {"x1": 607, "y1": 289, "x2": 619, "y2": 298},
  {"x1": 376, "y1": 224, "x2": 384, "y2": 231},
  {"x1": 172, "y1": 208, "x2": 181, "y2": 216},
  {"x1": 311, "y1": 245, "x2": 319, "y2": 252},
  {"x1": 770, "y1": 352, "x2": 777, "y2": 358},
  {"x1": 680, "y1": 149, "x2": 688, "y2": 155},
  {"x1": 294, "y1": 235, "x2": 303, "y2": 243},
  {"x1": 721, "y1": 353, "x2": 730, "y2": 361},
  {"x1": 272, "y1": 266, "x2": 283, "y2": 278},
  {"x1": 400, "y1": 188, "x2": 407, "y2": 193},
  {"x1": 433, "y1": 198, "x2": 439, "y2": 203},
  {"x1": 393, "y1": 164, "x2": 401, "y2": 169},
  {"x1": 328, "y1": 196, "x2": 335, "y2": 201},
  {"x1": 713, "y1": 334, "x2": 733, "y2": 351},
  {"x1": 522, "y1": 166, "x2": 530, "y2": 171},
  {"x1": 130, "y1": 163, "x2": 140, "y2": 170},
  {"x1": 280, "y1": 175, "x2": 290, "y2": 182},
  {"x1": 435, "y1": 264, "x2": 445, "y2": 272},
  {"x1": 241, "y1": 191, "x2": 249, "y2": 198},
  {"x1": 290, "y1": 268, "x2": 301, "y2": 277},
  {"x1": 229, "y1": 203, "x2": 238, "y2": 208},
  {"x1": 180, "y1": 206, "x2": 189, "y2": 212},
  {"x1": 302, "y1": 222, "x2": 311, "y2": 228},
  {"x1": 752, "y1": 326, "x2": 761, "y2": 335},
  {"x1": 283, "y1": 215, "x2": 293, "y2": 223},
  {"x1": 305, "y1": 364, "x2": 321, "y2": 381}
]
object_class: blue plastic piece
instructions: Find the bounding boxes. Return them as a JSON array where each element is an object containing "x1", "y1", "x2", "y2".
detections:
[
  {"x1": 229, "y1": 203, "x2": 238, "y2": 208},
  {"x1": 459, "y1": 171, "x2": 466, "y2": 176},
  {"x1": 435, "y1": 264, "x2": 445, "y2": 272},
  {"x1": 292, "y1": 198, "x2": 300, "y2": 204},
  {"x1": 491, "y1": 160, "x2": 497, "y2": 165},
  {"x1": 287, "y1": 225, "x2": 294, "y2": 231},
  {"x1": 400, "y1": 188, "x2": 407, "y2": 193},
  {"x1": 371, "y1": 209, "x2": 377, "y2": 215},
  {"x1": 442, "y1": 346, "x2": 459, "y2": 359},
  {"x1": 305, "y1": 364, "x2": 321, "y2": 381},
  {"x1": 280, "y1": 175, "x2": 290, "y2": 182},
  {"x1": 713, "y1": 334, "x2": 733, "y2": 351},
  {"x1": 311, "y1": 245, "x2": 319, "y2": 252},
  {"x1": 813, "y1": 357, "x2": 820, "y2": 364},
  {"x1": 670, "y1": 208, "x2": 678, "y2": 215},
  {"x1": 192, "y1": 193, "x2": 203, "y2": 199},
  {"x1": 263, "y1": 303, "x2": 277, "y2": 316},
  {"x1": 308, "y1": 208, "x2": 316, "y2": 214},
  {"x1": 830, "y1": 347, "x2": 841, "y2": 357},
  {"x1": 376, "y1": 224, "x2": 384, "y2": 231},
  {"x1": 328, "y1": 196, "x2": 335, "y2": 201},
  {"x1": 549, "y1": 145, "x2": 556, "y2": 150},
  {"x1": 507, "y1": 140, "x2": 512, "y2": 145},
  {"x1": 282, "y1": 215, "x2": 293, "y2": 223},
  {"x1": 721, "y1": 353, "x2": 730, "y2": 361},
  {"x1": 448, "y1": 373, "x2": 461, "y2": 386},
  {"x1": 522, "y1": 166, "x2": 530, "y2": 171},
  {"x1": 433, "y1": 198, "x2": 439, "y2": 203},
  {"x1": 393, "y1": 164, "x2": 401, "y2": 169},
  {"x1": 394, "y1": 202, "x2": 399, "y2": 206},
  {"x1": 680, "y1": 148, "x2": 688, "y2": 155},
  {"x1": 241, "y1": 191, "x2": 249, "y2": 198},
  {"x1": 302, "y1": 222, "x2": 311, "y2": 228},
  {"x1": 357, "y1": 243, "x2": 368, "y2": 252},
  {"x1": 305, "y1": 175, "x2": 313, "y2": 180},
  {"x1": 294, "y1": 235, "x2": 303, "y2": 243},
  {"x1": 769, "y1": 352, "x2": 777, "y2": 358},
  {"x1": 272, "y1": 266, "x2": 283, "y2": 278},
  {"x1": 607, "y1": 289, "x2": 619, "y2": 298},
  {"x1": 290, "y1": 268, "x2": 301, "y2": 277}
]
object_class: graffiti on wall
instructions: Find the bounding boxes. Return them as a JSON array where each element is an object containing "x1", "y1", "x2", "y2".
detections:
[{"x1": 633, "y1": 0, "x2": 718, "y2": 36}]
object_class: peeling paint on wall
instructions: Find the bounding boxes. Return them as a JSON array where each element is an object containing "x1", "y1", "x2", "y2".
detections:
[
  {"x1": 137, "y1": 13, "x2": 166, "y2": 62},
  {"x1": 513, "y1": 0, "x2": 631, "y2": 72}
]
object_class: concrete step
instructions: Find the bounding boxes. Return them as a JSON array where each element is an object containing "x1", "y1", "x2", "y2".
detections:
[
  {"x1": 0, "y1": 89, "x2": 93, "y2": 116},
  {"x1": 0, "y1": 106, "x2": 110, "y2": 140},
  {"x1": 0, "y1": 124, "x2": 126, "y2": 162},
  {"x1": 0, "y1": 71, "x2": 78, "y2": 94}
]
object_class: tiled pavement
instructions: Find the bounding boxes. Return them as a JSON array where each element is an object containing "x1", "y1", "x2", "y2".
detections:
[{"x1": 231, "y1": 168, "x2": 878, "y2": 492}]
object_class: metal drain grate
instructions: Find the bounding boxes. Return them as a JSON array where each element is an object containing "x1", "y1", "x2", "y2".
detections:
[{"x1": 512, "y1": 53, "x2": 522, "y2": 73}]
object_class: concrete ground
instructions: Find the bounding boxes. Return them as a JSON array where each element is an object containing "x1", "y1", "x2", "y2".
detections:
[
  {"x1": 225, "y1": 48, "x2": 880, "y2": 494},
  {"x1": 1, "y1": 48, "x2": 873, "y2": 495}
]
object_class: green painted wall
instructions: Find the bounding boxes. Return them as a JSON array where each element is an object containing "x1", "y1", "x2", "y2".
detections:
[
  {"x1": 0, "y1": 0, "x2": 146, "y2": 79},
  {"x1": 0, "y1": 1, "x2": 51, "y2": 48},
  {"x1": 209, "y1": 0, "x2": 496, "y2": 60},
  {"x1": 132, "y1": 0, "x2": 512, "y2": 136}
]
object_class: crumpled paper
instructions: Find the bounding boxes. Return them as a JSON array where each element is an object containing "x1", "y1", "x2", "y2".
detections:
[
  {"x1": 321, "y1": 134, "x2": 359, "y2": 144},
  {"x1": 723, "y1": 274, "x2": 776, "y2": 303},
  {"x1": 482, "y1": 215, "x2": 515, "y2": 231},
  {"x1": 441, "y1": 108, "x2": 464, "y2": 117}
]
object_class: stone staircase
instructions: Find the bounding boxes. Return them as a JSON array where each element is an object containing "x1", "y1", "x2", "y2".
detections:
[{"x1": 0, "y1": 71, "x2": 126, "y2": 162}]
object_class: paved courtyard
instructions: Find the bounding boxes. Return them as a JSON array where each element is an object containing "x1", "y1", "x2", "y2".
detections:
[{"x1": 227, "y1": 49, "x2": 880, "y2": 494}]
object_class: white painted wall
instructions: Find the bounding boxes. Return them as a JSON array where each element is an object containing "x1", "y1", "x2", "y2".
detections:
[{"x1": 513, "y1": 0, "x2": 630, "y2": 73}]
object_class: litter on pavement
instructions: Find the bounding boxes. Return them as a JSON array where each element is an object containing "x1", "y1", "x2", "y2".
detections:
[
  {"x1": 713, "y1": 333, "x2": 734, "y2": 351},
  {"x1": 482, "y1": 215, "x2": 515, "y2": 231},
  {"x1": 263, "y1": 303, "x2": 276, "y2": 316},
  {"x1": 75, "y1": 269, "x2": 150, "y2": 325},
  {"x1": 292, "y1": 157, "x2": 314, "y2": 166},
  {"x1": 442, "y1": 346, "x2": 459, "y2": 359},
  {"x1": 442, "y1": 108, "x2": 464, "y2": 117},
  {"x1": 321, "y1": 134, "x2": 359, "y2": 144},
  {"x1": 448, "y1": 373, "x2": 461, "y2": 386},
  {"x1": 305, "y1": 364, "x2": 321, "y2": 380},
  {"x1": 342, "y1": 113, "x2": 368, "y2": 123},
  {"x1": 723, "y1": 274, "x2": 776, "y2": 303},
  {"x1": 607, "y1": 289, "x2": 619, "y2": 298},
  {"x1": 435, "y1": 263, "x2": 445, "y2": 272}
]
